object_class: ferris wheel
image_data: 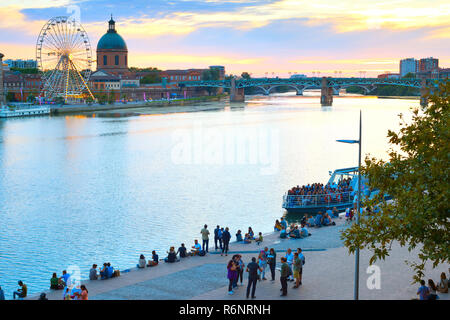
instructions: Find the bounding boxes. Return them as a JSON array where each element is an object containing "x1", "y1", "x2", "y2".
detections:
[{"x1": 36, "y1": 16, "x2": 94, "y2": 102}]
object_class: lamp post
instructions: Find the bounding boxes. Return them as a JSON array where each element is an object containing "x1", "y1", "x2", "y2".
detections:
[{"x1": 337, "y1": 110, "x2": 362, "y2": 300}]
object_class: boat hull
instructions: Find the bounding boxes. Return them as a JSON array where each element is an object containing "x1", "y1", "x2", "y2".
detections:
[{"x1": 283, "y1": 202, "x2": 353, "y2": 215}]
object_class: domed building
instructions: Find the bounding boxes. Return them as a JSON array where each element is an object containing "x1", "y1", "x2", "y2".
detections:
[{"x1": 96, "y1": 16, "x2": 128, "y2": 74}]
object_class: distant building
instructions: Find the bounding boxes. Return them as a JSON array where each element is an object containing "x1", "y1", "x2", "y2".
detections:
[
  {"x1": 399, "y1": 58, "x2": 418, "y2": 77},
  {"x1": 377, "y1": 73, "x2": 400, "y2": 79},
  {"x1": 438, "y1": 68, "x2": 450, "y2": 79},
  {"x1": 418, "y1": 57, "x2": 438, "y2": 73},
  {"x1": 120, "y1": 74, "x2": 140, "y2": 88},
  {"x1": 160, "y1": 69, "x2": 204, "y2": 83},
  {"x1": 290, "y1": 74, "x2": 307, "y2": 79},
  {"x1": 89, "y1": 70, "x2": 121, "y2": 90},
  {"x1": 4, "y1": 59, "x2": 37, "y2": 69},
  {"x1": 209, "y1": 66, "x2": 225, "y2": 80},
  {"x1": 96, "y1": 16, "x2": 128, "y2": 74},
  {"x1": 23, "y1": 74, "x2": 42, "y2": 90}
]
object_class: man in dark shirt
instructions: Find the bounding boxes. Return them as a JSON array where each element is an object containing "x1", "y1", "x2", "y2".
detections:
[
  {"x1": 280, "y1": 257, "x2": 289, "y2": 296},
  {"x1": 246, "y1": 257, "x2": 262, "y2": 299},
  {"x1": 214, "y1": 225, "x2": 221, "y2": 250},
  {"x1": 221, "y1": 227, "x2": 231, "y2": 256},
  {"x1": 177, "y1": 243, "x2": 187, "y2": 258}
]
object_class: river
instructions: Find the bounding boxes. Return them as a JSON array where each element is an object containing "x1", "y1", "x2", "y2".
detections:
[{"x1": 0, "y1": 93, "x2": 417, "y2": 298}]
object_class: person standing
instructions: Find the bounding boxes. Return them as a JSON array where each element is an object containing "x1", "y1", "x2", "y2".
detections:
[
  {"x1": 221, "y1": 227, "x2": 231, "y2": 256},
  {"x1": 257, "y1": 250, "x2": 267, "y2": 281},
  {"x1": 280, "y1": 257, "x2": 289, "y2": 296},
  {"x1": 293, "y1": 252, "x2": 302, "y2": 288},
  {"x1": 237, "y1": 255, "x2": 245, "y2": 286},
  {"x1": 297, "y1": 248, "x2": 305, "y2": 285},
  {"x1": 246, "y1": 257, "x2": 262, "y2": 299},
  {"x1": 0, "y1": 286, "x2": 5, "y2": 300},
  {"x1": 267, "y1": 248, "x2": 277, "y2": 281},
  {"x1": 214, "y1": 225, "x2": 221, "y2": 250},
  {"x1": 285, "y1": 248, "x2": 294, "y2": 281},
  {"x1": 201, "y1": 224, "x2": 210, "y2": 253},
  {"x1": 219, "y1": 227, "x2": 224, "y2": 250},
  {"x1": 227, "y1": 260, "x2": 238, "y2": 295}
]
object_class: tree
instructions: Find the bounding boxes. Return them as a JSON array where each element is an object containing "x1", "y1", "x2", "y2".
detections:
[
  {"x1": 6, "y1": 92, "x2": 16, "y2": 102},
  {"x1": 26, "y1": 94, "x2": 35, "y2": 103},
  {"x1": 403, "y1": 72, "x2": 416, "y2": 79},
  {"x1": 202, "y1": 69, "x2": 220, "y2": 81},
  {"x1": 241, "y1": 72, "x2": 251, "y2": 79},
  {"x1": 10, "y1": 67, "x2": 39, "y2": 74},
  {"x1": 201, "y1": 69, "x2": 220, "y2": 95},
  {"x1": 341, "y1": 81, "x2": 450, "y2": 282},
  {"x1": 140, "y1": 72, "x2": 161, "y2": 84}
]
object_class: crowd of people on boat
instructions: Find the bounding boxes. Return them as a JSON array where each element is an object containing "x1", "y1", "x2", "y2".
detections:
[{"x1": 286, "y1": 178, "x2": 354, "y2": 205}]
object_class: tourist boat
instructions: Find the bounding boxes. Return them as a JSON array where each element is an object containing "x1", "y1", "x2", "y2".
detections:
[
  {"x1": 282, "y1": 167, "x2": 366, "y2": 214},
  {"x1": 0, "y1": 103, "x2": 50, "y2": 118}
]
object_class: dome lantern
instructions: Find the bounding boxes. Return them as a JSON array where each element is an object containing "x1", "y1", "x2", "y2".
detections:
[{"x1": 108, "y1": 14, "x2": 116, "y2": 33}]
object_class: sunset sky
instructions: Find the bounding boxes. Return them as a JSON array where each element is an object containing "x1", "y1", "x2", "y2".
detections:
[{"x1": 1, "y1": 0, "x2": 449, "y2": 77}]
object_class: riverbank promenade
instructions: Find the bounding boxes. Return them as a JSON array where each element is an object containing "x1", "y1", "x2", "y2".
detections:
[{"x1": 28, "y1": 216, "x2": 449, "y2": 300}]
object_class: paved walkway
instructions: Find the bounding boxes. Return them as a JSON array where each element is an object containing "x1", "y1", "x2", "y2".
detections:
[{"x1": 30, "y1": 217, "x2": 449, "y2": 300}]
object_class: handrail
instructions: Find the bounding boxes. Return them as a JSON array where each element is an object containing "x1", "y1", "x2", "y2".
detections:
[{"x1": 282, "y1": 191, "x2": 354, "y2": 208}]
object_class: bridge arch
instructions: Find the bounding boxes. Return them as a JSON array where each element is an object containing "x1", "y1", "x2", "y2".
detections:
[
  {"x1": 339, "y1": 84, "x2": 372, "y2": 94},
  {"x1": 267, "y1": 84, "x2": 304, "y2": 95},
  {"x1": 254, "y1": 86, "x2": 270, "y2": 95}
]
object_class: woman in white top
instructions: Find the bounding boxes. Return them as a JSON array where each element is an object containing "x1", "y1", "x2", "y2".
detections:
[
  {"x1": 138, "y1": 254, "x2": 146, "y2": 268},
  {"x1": 437, "y1": 272, "x2": 448, "y2": 293}
]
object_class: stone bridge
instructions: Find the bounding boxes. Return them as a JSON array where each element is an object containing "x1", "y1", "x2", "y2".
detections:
[{"x1": 179, "y1": 77, "x2": 442, "y2": 106}]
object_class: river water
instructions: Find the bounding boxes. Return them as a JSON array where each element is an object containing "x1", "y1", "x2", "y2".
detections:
[{"x1": 0, "y1": 93, "x2": 417, "y2": 297}]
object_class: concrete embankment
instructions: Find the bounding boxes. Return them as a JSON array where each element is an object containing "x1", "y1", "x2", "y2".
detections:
[
  {"x1": 377, "y1": 96, "x2": 420, "y2": 100},
  {"x1": 50, "y1": 94, "x2": 227, "y2": 116},
  {"x1": 27, "y1": 216, "x2": 449, "y2": 300}
]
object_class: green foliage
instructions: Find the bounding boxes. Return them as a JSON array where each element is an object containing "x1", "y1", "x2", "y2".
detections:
[
  {"x1": 241, "y1": 72, "x2": 251, "y2": 79},
  {"x1": 202, "y1": 68, "x2": 220, "y2": 81},
  {"x1": 403, "y1": 72, "x2": 416, "y2": 79},
  {"x1": 345, "y1": 86, "x2": 366, "y2": 94},
  {"x1": 6, "y1": 92, "x2": 16, "y2": 102},
  {"x1": 373, "y1": 85, "x2": 419, "y2": 96},
  {"x1": 128, "y1": 67, "x2": 160, "y2": 72},
  {"x1": 341, "y1": 81, "x2": 450, "y2": 282},
  {"x1": 10, "y1": 67, "x2": 39, "y2": 74},
  {"x1": 26, "y1": 94, "x2": 35, "y2": 103},
  {"x1": 140, "y1": 72, "x2": 161, "y2": 84},
  {"x1": 202, "y1": 69, "x2": 220, "y2": 95},
  {"x1": 95, "y1": 92, "x2": 107, "y2": 104}
]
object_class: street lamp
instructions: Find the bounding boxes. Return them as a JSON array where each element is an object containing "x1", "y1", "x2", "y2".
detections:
[{"x1": 336, "y1": 110, "x2": 362, "y2": 300}]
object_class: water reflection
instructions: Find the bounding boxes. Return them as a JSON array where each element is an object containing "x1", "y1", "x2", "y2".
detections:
[{"x1": 0, "y1": 94, "x2": 417, "y2": 297}]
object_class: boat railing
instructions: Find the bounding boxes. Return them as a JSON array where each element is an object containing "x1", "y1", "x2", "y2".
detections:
[
  {"x1": 2, "y1": 103, "x2": 45, "y2": 111},
  {"x1": 282, "y1": 191, "x2": 354, "y2": 208}
]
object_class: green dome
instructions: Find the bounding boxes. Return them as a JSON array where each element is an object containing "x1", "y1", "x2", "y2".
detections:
[
  {"x1": 97, "y1": 32, "x2": 127, "y2": 50},
  {"x1": 97, "y1": 17, "x2": 127, "y2": 50}
]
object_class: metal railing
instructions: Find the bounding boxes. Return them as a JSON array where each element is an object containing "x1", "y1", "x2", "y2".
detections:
[{"x1": 282, "y1": 191, "x2": 354, "y2": 208}]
